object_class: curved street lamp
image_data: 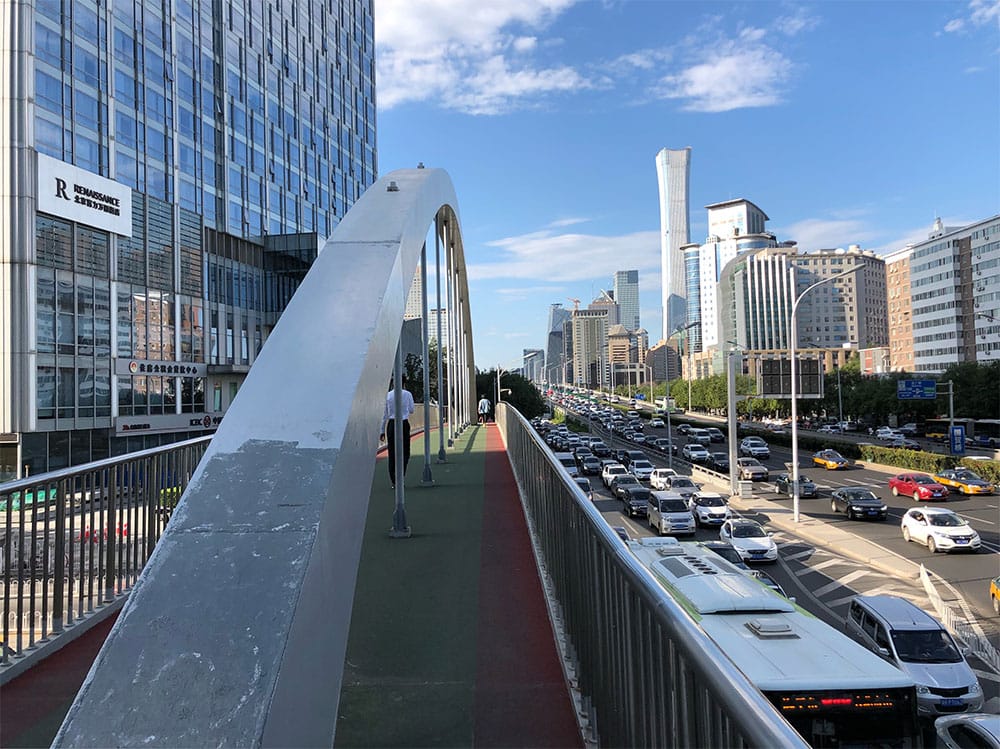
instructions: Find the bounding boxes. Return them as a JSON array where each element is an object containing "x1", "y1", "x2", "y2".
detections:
[{"x1": 791, "y1": 265, "x2": 862, "y2": 522}]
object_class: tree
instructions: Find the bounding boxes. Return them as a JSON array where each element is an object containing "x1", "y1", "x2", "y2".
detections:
[
  {"x1": 400, "y1": 340, "x2": 448, "y2": 404},
  {"x1": 477, "y1": 369, "x2": 546, "y2": 420}
]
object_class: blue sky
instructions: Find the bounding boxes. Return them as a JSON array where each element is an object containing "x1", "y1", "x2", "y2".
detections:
[{"x1": 373, "y1": 0, "x2": 1000, "y2": 371}]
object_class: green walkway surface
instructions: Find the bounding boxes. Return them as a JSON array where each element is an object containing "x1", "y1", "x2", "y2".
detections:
[{"x1": 336, "y1": 423, "x2": 582, "y2": 748}]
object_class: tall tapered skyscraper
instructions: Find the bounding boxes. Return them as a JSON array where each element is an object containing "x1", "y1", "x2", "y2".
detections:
[{"x1": 655, "y1": 147, "x2": 692, "y2": 341}]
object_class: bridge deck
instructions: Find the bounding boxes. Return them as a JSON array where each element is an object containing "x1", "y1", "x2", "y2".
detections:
[{"x1": 1, "y1": 423, "x2": 583, "y2": 749}]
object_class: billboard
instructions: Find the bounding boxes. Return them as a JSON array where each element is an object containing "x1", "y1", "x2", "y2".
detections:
[
  {"x1": 37, "y1": 153, "x2": 133, "y2": 236},
  {"x1": 758, "y1": 357, "x2": 824, "y2": 399}
]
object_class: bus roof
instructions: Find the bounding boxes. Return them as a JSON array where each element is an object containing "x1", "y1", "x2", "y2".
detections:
[{"x1": 629, "y1": 539, "x2": 915, "y2": 693}]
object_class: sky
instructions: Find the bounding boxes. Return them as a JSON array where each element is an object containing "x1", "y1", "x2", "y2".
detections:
[{"x1": 372, "y1": 0, "x2": 1000, "y2": 371}]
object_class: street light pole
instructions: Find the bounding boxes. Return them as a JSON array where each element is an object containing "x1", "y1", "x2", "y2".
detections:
[{"x1": 791, "y1": 265, "x2": 862, "y2": 522}]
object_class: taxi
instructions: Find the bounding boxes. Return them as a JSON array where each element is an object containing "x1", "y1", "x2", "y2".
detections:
[
  {"x1": 932, "y1": 468, "x2": 994, "y2": 495},
  {"x1": 812, "y1": 449, "x2": 850, "y2": 470}
]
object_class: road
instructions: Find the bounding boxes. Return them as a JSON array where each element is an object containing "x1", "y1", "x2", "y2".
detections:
[{"x1": 554, "y1": 401, "x2": 1000, "y2": 710}]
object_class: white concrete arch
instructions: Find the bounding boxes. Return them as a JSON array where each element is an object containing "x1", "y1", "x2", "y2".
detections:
[{"x1": 55, "y1": 168, "x2": 475, "y2": 748}]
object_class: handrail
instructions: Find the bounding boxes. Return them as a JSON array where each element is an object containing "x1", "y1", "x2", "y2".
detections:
[{"x1": 496, "y1": 402, "x2": 809, "y2": 748}]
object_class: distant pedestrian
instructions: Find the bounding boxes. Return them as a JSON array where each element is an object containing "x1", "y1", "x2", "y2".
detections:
[
  {"x1": 478, "y1": 395, "x2": 491, "y2": 424},
  {"x1": 380, "y1": 377, "x2": 415, "y2": 488}
]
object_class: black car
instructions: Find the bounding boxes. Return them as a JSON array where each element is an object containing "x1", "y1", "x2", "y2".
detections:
[
  {"x1": 830, "y1": 487, "x2": 888, "y2": 520},
  {"x1": 773, "y1": 473, "x2": 818, "y2": 498},
  {"x1": 677, "y1": 424, "x2": 692, "y2": 435},
  {"x1": 708, "y1": 452, "x2": 730, "y2": 472},
  {"x1": 580, "y1": 456, "x2": 602, "y2": 476},
  {"x1": 610, "y1": 474, "x2": 641, "y2": 500},
  {"x1": 620, "y1": 485, "x2": 651, "y2": 517},
  {"x1": 699, "y1": 540, "x2": 750, "y2": 570}
]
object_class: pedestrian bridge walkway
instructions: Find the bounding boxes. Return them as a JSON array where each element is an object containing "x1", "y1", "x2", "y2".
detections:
[{"x1": 1, "y1": 423, "x2": 584, "y2": 748}]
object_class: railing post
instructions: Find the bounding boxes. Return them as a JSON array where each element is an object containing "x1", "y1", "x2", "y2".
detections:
[
  {"x1": 52, "y1": 478, "x2": 66, "y2": 634},
  {"x1": 104, "y1": 464, "x2": 118, "y2": 603}
]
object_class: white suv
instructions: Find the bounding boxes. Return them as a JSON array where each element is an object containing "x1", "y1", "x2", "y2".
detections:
[
  {"x1": 739, "y1": 437, "x2": 770, "y2": 459},
  {"x1": 630, "y1": 459, "x2": 655, "y2": 481},
  {"x1": 650, "y1": 468, "x2": 678, "y2": 491},
  {"x1": 601, "y1": 463, "x2": 629, "y2": 489},
  {"x1": 648, "y1": 492, "x2": 696, "y2": 536}
]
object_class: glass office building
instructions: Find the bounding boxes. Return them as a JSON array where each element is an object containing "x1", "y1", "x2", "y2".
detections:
[{"x1": 0, "y1": 0, "x2": 377, "y2": 479}]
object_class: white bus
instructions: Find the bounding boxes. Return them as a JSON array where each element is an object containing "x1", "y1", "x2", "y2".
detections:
[{"x1": 628, "y1": 538, "x2": 919, "y2": 748}]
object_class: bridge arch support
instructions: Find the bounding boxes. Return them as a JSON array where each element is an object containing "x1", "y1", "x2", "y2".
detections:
[{"x1": 55, "y1": 169, "x2": 475, "y2": 747}]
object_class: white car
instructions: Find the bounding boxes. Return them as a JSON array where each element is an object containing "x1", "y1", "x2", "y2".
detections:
[
  {"x1": 649, "y1": 468, "x2": 678, "y2": 491},
  {"x1": 630, "y1": 459, "x2": 655, "y2": 481},
  {"x1": 901, "y1": 507, "x2": 981, "y2": 553},
  {"x1": 739, "y1": 437, "x2": 770, "y2": 459},
  {"x1": 648, "y1": 492, "x2": 696, "y2": 536},
  {"x1": 682, "y1": 443, "x2": 710, "y2": 462},
  {"x1": 649, "y1": 418, "x2": 665, "y2": 428},
  {"x1": 720, "y1": 519, "x2": 778, "y2": 562},
  {"x1": 687, "y1": 492, "x2": 732, "y2": 527},
  {"x1": 601, "y1": 463, "x2": 628, "y2": 489},
  {"x1": 876, "y1": 427, "x2": 904, "y2": 441}
]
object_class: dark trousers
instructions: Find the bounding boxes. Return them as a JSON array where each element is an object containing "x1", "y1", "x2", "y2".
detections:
[{"x1": 386, "y1": 418, "x2": 410, "y2": 485}]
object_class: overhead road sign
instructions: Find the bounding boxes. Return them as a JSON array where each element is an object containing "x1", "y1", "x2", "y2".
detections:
[
  {"x1": 897, "y1": 380, "x2": 937, "y2": 400},
  {"x1": 758, "y1": 357, "x2": 823, "y2": 399}
]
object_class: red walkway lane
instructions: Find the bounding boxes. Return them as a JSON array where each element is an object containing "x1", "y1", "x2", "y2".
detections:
[{"x1": 474, "y1": 424, "x2": 583, "y2": 748}]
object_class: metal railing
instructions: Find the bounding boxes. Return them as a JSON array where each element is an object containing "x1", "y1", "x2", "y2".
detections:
[
  {"x1": 1, "y1": 436, "x2": 211, "y2": 679},
  {"x1": 920, "y1": 564, "x2": 1000, "y2": 673},
  {"x1": 496, "y1": 403, "x2": 809, "y2": 748}
]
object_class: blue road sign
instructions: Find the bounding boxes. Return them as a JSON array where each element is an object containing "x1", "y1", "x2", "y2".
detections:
[
  {"x1": 897, "y1": 379, "x2": 937, "y2": 400},
  {"x1": 950, "y1": 425, "x2": 966, "y2": 455}
]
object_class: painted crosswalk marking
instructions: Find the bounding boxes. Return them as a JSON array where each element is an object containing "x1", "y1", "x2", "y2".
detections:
[{"x1": 811, "y1": 570, "x2": 871, "y2": 597}]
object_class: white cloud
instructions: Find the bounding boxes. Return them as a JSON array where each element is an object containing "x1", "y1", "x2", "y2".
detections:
[
  {"x1": 468, "y1": 228, "x2": 661, "y2": 282},
  {"x1": 655, "y1": 42, "x2": 794, "y2": 112},
  {"x1": 773, "y1": 217, "x2": 875, "y2": 252},
  {"x1": 943, "y1": 0, "x2": 1000, "y2": 32},
  {"x1": 774, "y1": 8, "x2": 821, "y2": 36},
  {"x1": 944, "y1": 18, "x2": 966, "y2": 33},
  {"x1": 546, "y1": 216, "x2": 591, "y2": 228},
  {"x1": 375, "y1": 0, "x2": 586, "y2": 114}
]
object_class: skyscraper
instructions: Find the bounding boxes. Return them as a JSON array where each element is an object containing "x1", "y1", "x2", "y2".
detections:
[
  {"x1": 613, "y1": 270, "x2": 640, "y2": 332},
  {"x1": 544, "y1": 304, "x2": 572, "y2": 384},
  {"x1": 0, "y1": 1, "x2": 377, "y2": 477},
  {"x1": 655, "y1": 147, "x2": 691, "y2": 342}
]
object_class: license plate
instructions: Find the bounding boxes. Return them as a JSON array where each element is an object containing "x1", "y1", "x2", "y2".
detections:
[
  {"x1": 956, "y1": 539, "x2": 968, "y2": 544},
  {"x1": 866, "y1": 510, "x2": 879, "y2": 515},
  {"x1": 939, "y1": 698, "x2": 965, "y2": 707}
]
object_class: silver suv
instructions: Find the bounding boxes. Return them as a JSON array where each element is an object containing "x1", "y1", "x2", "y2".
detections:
[{"x1": 845, "y1": 595, "x2": 983, "y2": 718}]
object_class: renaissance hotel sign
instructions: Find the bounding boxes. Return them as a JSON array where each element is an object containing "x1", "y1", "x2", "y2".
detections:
[{"x1": 37, "y1": 153, "x2": 132, "y2": 236}]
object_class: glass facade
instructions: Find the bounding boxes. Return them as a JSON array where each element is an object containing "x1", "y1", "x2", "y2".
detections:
[{"x1": 7, "y1": 0, "x2": 377, "y2": 474}]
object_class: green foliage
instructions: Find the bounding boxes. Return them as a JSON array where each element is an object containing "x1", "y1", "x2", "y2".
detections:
[
  {"x1": 857, "y1": 445, "x2": 953, "y2": 473},
  {"x1": 402, "y1": 340, "x2": 446, "y2": 404},
  {"x1": 477, "y1": 369, "x2": 547, "y2": 420},
  {"x1": 958, "y1": 458, "x2": 1000, "y2": 484}
]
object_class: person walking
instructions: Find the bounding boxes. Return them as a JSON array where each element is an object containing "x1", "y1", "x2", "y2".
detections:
[
  {"x1": 380, "y1": 377, "x2": 415, "y2": 488},
  {"x1": 478, "y1": 394, "x2": 491, "y2": 424}
]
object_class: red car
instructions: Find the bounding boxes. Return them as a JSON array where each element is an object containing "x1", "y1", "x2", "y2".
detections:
[{"x1": 888, "y1": 473, "x2": 949, "y2": 501}]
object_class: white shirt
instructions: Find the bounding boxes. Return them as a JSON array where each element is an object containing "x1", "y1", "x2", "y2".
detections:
[{"x1": 382, "y1": 388, "x2": 415, "y2": 432}]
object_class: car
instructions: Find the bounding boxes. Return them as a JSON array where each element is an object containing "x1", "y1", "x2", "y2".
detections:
[
  {"x1": 621, "y1": 450, "x2": 647, "y2": 469},
  {"x1": 647, "y1": 492, "x2": 696, "y2": 536},
  {"x1": 687, "y1": 492, "x2": 732, "y2": 527},
  {"x1": 650, "y1": 437, "x2": 676, "y2": 454},
  {"x1": 601, "y1": 463, "x2": 628, "y2": 488},
  {"x1": 901, "y1": 507, "x2": 981, "y2": 552},
  {"x1": 699, "y1": 540, "x2": 750, "y2": 569},
  {"x1": 649, "y1": 418, "x2": 665, "y2": 428},
  {"x1": 932, "y1": 468, "x2": 994, "y2": 495},
  {"x1": 630, "y1": 433, "x2": 648, "y2": 445},
  {"x1": 736, "y1": 457, "x2": 768, "y2": 481},
  {"x1": 687, "y1": 428, "x2": 712, "y2": 446},
  {"x1": 886, "y1": 437, "x2": 921, "y2": 450},
  {"x1": 898, "y1": 422, "x2": 919, "y2": 436},
  {"x1": 719, "y1": 518, "x2": 778, "y2": 563},
  {"x1": 704, "y1": 427, "x2": 725, "y2": 443},
  {"x1": 706, "y1": 452, "x2": 729, "y2": 472},
  {"x1": 589, "y1": 440, "x2": 611, "y2": 458},
  {"x1": 875, "y1": 427, "x2": 904, "y2": 441},
  {"x1": 629, "y1": 459, "x2": 655, "y2": 481},
  {"x1": 579, "y1": 456, "x2": 602, "y2": 476},
  {"x1": 553, "y1": 451, "x2": 579, "y2": 478},
  {"x1": 610, "y1": 474, "x2": 642, "y2": 500},
  {"x1": 573, "y1": 476, "x2": 594, "y2": 501},
  {"x1": 676, "y1": 423, "x2": 691, "y2": 435},
  {"x1": 681, "y1": 443, "x2": 710, "y2": 462},
  {"x1": 620, "y1": 484, "x2": 651, "y2": 517},
  {"x1": 664, "y1": 475, "x2": 700, "y2": 499},
  {"x1": 888, "y1": 473, "x2": 949, "y2": 501},
  {"x1": 846, "y1": 595, "x2": 983, "y2": 718},
  {"x1": 817, "y1": 424, "x2": 841, "y2": 434},
  {"x1": 649, "y1": 467, "x2": 678, "y2": 491},
  {"x1": 830, "y1": 487, "x2": 888, "y2": 520},
  {"x1": 812, "y1": 449, "x2": 849, "y2": 470},
  {"x1": 611, "y1": 526, "x2": 630, "y2": 542},
  {"x1": 991, "y1": 576, "x2": 1000, "y2": 615},
  {"x1": 773, "y1": 473, "x2": 817, "y2": 498},
  {"x1": 935, "y1": 714, "x2": 1000, "y2": 749},
  {"x1": 749, "y1": 570, "x2": 790, "y2": 599},
  {"x1": 739, "y1": 436, "x2": 770, "y2": 459}
]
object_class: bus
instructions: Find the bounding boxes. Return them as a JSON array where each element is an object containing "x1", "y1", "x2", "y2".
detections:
[
  {"x1": 972, "y1": 419, "x2": 1000, "y2": 448},
  {"x1": 628, "y1": 537, "x2": 920, "y2": 748},
  {"x1": 923, "y1": 418, "x2": 975, "y2": 442}
]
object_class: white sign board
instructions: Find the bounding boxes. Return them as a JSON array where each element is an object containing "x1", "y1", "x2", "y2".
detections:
[{"x1": 36, "y1": 153, "x2": 133, "y2": 236}]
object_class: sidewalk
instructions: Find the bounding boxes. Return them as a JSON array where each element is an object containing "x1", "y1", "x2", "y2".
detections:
[{"x1": 335, "y1": 422, "x2": 582, "y2": 748}]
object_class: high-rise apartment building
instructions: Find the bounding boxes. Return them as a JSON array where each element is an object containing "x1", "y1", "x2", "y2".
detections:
[
  {"x1": 885, "y1": 247, "x2": 914, "y2": 372},
  {"x1": 908, "y1": 215, "x2": 1000, "y2": 372},
  {"x1": 0, "y1": 1, "x2": 377, "y2": 478},
  {"x1": 570, "y1": 309, "x2": 609, "y2": 389},
  {"x1": 655, "y1": 147, "x2": 691, "y2": 342},
  {"x1": 544, "y1": 303, "x2": 571, "y2": 384},
  {"x1": 613, "y1": 270, "x2": 640, "y2": 332}
]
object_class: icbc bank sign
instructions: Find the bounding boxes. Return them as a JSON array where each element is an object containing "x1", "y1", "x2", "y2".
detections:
[{"x1": 37, "y1": 153, "x2": 132, "y2": 236}]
